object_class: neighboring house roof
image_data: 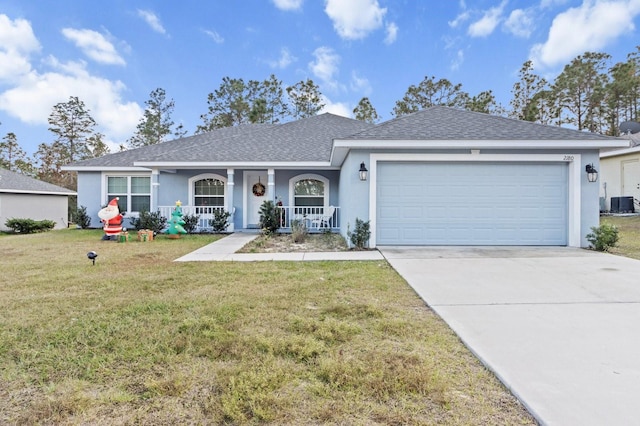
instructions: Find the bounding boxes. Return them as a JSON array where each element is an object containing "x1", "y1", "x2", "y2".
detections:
[
  {"x1": 0, "y1": 168, "x2": 76, "y2": 195},
  {"x1": 65, "y1": 107, "x2": 628, "y2": 171}
]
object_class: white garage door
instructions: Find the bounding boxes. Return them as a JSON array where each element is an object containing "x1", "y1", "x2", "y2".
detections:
[{"x1": 377, "y1": 162, "x2": 568, "y2": 245}]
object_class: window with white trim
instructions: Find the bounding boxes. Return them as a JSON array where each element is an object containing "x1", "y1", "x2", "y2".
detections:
[
  {"x1": 107, "y1": 176, "x2": 151, "y2": 213},
  {"x1": 294, "y1": 179, "x2": 324, "y2": 207},
  {"x1": 289, "y1": 174, "x2": 329, "y2": 214},
  {"x1": 194, "y1": 178, "x2": 225, "y2": 209}
]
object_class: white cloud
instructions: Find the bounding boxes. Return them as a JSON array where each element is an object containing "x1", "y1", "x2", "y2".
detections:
[
  {"x1": 384, "y1": 22, "x2": 398, "y2": 44},
  {"x1": 137, "y1": 9, "x2": 166, "y2": 34},
  {"x1": 0, "y1": 14, "x2": 40, "y2": 84},
  {"x1": 0, "y1": 17, "x2": 142, "y2": 145},
  {"x1": 203, "y1": 29, "x2": 224, "y2": 44},
  {"x1": 449, "y1": 10, "x2": 470, "y2": 28},
  {"x1": 350, "y1": 71, "x2": 372, "y2": 95},
  {"x1": 309, "y1": 46, "x2": 340, "y2": 89},
  {"x1": 504, "y1": 8, "x2": 534, "y2": 38},
  {"x1": 530, "y1": 0, "x2": 640, "y2": 68},
  {"x1": 467, "y1": 0, "x2": 507, "y2": 37},
  {"x1": 450, "y1": 49, "x2": 465, "y2": 71},
  {"x1": 324, "y1": 0, "x2": 386, "y2": 39},
  {"x1": 0, "y1": 57, "x2": 141, "y2": 139},
  {"x1": 320, "y1": 96, "x2": 352, "y2": 118},
  {"x1": 269, "y1": 47, "x2": 296, "y2": 69},
  {"x1": 62, "y1": 28, "x2": 125, "y2": 66},
  {"x1": 272, "y1": 0, "x2": 303, "y2": 11}
]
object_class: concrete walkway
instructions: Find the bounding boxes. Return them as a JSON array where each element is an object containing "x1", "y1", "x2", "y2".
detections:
[
  {"x1": 175, "y1": 233, "x2": 384, "y2": 262},
  {"x1": 379, "y1": 246, "x2": 640, "y2": 426}
]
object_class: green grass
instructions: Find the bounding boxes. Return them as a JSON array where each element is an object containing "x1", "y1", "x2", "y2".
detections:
[
  {"x1": 600, "y1": 215, "x2": 640, "y2": 260},
  {"x1": 0, "y1": 229, "x2": 535, "y2": 425}
]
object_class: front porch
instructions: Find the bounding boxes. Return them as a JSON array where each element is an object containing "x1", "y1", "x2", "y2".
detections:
[{"x1": 158, "y1": 205, "x2": 341, "y2": 233}]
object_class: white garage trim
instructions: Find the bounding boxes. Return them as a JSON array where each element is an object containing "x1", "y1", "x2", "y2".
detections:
[{"x1": 368, "y1": 153, "x2": 581, "y2": 247}]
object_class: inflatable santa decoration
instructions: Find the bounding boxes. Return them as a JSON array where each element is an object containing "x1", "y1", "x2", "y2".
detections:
[{"x1": 98, "y1": 197, "x2": 124, "y2": 240}]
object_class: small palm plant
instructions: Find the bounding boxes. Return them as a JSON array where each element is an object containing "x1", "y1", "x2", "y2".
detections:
[{"x1": 259, "y1": 200, "x2": 280, "y2": 235}]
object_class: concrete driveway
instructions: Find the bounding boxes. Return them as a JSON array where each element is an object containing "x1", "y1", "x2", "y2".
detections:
[{"x1": 379, "y1": 246, "x2": 640, "y2": 426}]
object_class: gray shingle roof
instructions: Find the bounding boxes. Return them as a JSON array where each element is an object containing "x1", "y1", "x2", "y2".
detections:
[
  {"x1": 347, "y1": 106, "x2": 619, "y2": 141},
  {"x1": 66, "y1": 107, "x2": 624, "y2": 170},
  {"x1": 67, "y1": 114, "x2": 376, "y2": 168},
  {"x1": 0, "y1": 168, "x2": 76, "y2": 195}
]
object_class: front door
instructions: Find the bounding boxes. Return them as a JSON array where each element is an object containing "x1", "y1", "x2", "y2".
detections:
[{"x1": 245, "y1": 171, "x2": 268, "y2": 227}]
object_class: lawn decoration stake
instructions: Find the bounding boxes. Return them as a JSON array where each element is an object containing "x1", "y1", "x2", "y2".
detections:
[
  {"x1": 165, "y1": 200, "x2": 187, "y2": 238},
  {"x1": 98, "y1": 198, "x2": 124, "y2": 240}
]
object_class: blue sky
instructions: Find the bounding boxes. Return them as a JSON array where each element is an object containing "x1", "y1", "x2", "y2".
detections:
[{"x1": 1, "y1": 0, "x2": 640, "y2": 156}]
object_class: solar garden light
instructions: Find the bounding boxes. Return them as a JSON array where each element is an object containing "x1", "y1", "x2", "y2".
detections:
[{"x1": 87, "y1": 251, "x2": 98, "y2": 265}]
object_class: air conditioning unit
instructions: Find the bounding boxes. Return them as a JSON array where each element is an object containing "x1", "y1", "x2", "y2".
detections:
[{"x1": 611, "y1": 196, "x2": 635, "y2": 213}]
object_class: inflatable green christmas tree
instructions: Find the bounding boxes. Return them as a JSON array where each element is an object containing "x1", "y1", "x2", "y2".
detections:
[{"x1": 165, "y1": 200, "x2": 187, "y2": 238}]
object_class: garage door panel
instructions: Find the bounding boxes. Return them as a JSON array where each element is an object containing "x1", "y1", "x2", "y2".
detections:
[{"x1": 377, "y1": 162, "x2": 568, "y2": 245}]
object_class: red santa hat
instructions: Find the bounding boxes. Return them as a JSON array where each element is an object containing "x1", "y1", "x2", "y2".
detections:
[{"x1": 108, "y1": 197, "x2": 119, "y2": 207}]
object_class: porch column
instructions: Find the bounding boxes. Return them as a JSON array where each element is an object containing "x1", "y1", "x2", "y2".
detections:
[
  {"x1": 227, "y1": 168, "x2": 235, "y2": 231},
  {"x1": 267, "y1": 168, "x2": 275, "y2": 201},
  {"x1": 151, "y1": 168, "x2": 160, "y2": 212}
]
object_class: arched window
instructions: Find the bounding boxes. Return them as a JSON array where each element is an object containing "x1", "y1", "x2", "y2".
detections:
[
  {"x1": 289, "y1": 174, "x2": 329, "y2": 209},
  {"x1": 189, "y1": 174, "x2": 226, "y2": 213}
]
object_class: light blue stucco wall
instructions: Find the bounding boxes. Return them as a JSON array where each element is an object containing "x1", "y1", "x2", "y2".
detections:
[
  {"x1": 338, "y1": 152, "x2": 371, "y2": 246},
  {"x1": 77, "y1": 171, "x2": 103, "y2": 228}
]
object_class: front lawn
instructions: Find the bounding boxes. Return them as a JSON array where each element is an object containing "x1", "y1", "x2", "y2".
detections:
[
  {"x1": 0, "y1": 229, "x2": 534, "y2": 425},
  {"x1": 599, "y1": 215, "x2": 640, "y2": 260}
]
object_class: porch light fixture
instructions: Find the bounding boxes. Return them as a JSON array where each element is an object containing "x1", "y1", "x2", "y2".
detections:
[
  {"x1": 359, "y1": 162, "x2": 368, "y2": 181},
  {"x1": 585, "y1": 164, "x2": 598, "y2": 183}
]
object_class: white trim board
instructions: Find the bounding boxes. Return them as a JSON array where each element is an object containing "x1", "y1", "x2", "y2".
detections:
[{"x1": 368, "y1": 153, "x2": 581, "y2": 248}]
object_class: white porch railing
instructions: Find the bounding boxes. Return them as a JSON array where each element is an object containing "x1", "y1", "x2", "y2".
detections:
[
  {"x1": 158, "y1": 205, "x2": 229, "y2": 232},
  {"x1": 157, "y1": 205, "x2": 340, "y2": 232},
  {"x1": 277, "y1": 206, "x2": 340, "y2": 231}
]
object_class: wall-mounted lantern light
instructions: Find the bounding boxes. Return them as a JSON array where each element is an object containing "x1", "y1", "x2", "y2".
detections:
[
  {"x1": 359, "y1": 162, "x2": 368, "y2": 181},
  {"x1": 585, "y1": 164, "x2": 598, "y2": 183}
]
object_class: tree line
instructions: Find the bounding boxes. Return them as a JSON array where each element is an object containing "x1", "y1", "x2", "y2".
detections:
[{"x1": 1, "y1": 46, "x2": 639, "y2": 192}]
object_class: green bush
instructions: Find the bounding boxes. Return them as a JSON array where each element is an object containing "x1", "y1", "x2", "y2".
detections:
[
  {"x1": 5, "y1": 218, "x2": 56, "y2": 234},
  {"x1": 182, "y1": 213, "x2": 200, "y2": 233},
  {"x1": 72, "y1": 205, "x2": 92, "y2": 229},
  {"x1": 347, "y1": 218, "x2": 371, "y2": 250},
  {"x1": 129, "y1": 210, "x2": 168, "y2": 234},
  {"x1": 209, "y1": 210, "x2": 231, "y2": 233},
  {"x1": 291, "y1": 219, "x2": 308, "y2": 243},
  {"x1": 586, "y1": 223, "x2": 619, "y2": 252},
  {"x1": 259, "y1": 200, "x2": 280, "y2": 235}
]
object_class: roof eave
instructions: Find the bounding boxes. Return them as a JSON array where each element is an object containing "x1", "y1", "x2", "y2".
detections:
[
  {"x1": 62, "y1": 166, "x2": 152, "y2": 172},
  {"x1": 0, "y1": 189, "x2": 77, "y2": 196},
  {"x1": 132, "y1": 161, "x2": 338, "y2": 170},
  {"x1": 330, "y1": 139, "x2": 630, "y2": 166}
]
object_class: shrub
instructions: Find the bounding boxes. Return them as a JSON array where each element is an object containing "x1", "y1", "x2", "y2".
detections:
[
  {"x1": 72, "y1": 205, "x2": 92, "y2": 229},
  {"x1": 347, "y1": 218, "x2": 371, "y2": 250},
  {"x1": 586, "y1": 223, "x2": 619, "y2": 252},
  {"x1": 5, "y1": 218, "x2": 56, "y2": 234},
  {"x1": 130, "y1": 210, "x2": 168, "y2": 234},
  {"x1": 182, "y1": 213, "x2": 200, "y2": 233},
  {"x1": 291, "y1": 219, "x2": 308, "y2": 243},
  {"x1": 209, "y1": 210, "x2": 231, "y2": 233},
  {"x1": 259, "y1": 200, "x2": 280, "y2": 235}
]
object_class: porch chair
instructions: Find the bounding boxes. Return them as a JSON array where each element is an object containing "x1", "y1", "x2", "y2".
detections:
[{"x1": 310, "y1": 206, "x2": 335, "y2": 229}]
